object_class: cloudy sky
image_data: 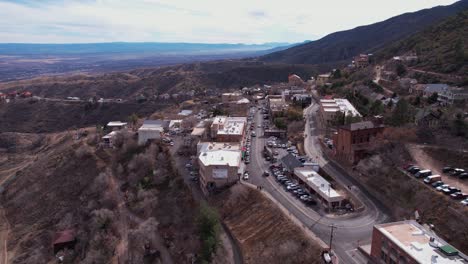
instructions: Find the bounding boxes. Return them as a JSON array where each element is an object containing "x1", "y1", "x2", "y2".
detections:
[{"x1": 0, "y1": 0, "x2": 459, "y2": 44}]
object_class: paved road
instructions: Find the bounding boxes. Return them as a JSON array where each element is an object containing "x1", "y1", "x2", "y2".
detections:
[{"x1": 247, "y1": 102, "x2": 390, "y2": 264}]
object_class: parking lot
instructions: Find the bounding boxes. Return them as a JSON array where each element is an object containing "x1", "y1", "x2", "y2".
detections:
[{"x1": 403, "y1": 164, "x2": 468, "y2": 206}]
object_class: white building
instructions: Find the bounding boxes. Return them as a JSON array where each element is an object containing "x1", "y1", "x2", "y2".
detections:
[
  {"x1": 198, "y1": 147, "x2": 244, "y2": 195},
  {"x1": 106, "y1": 121, "x2": 127, "y2": 131},
  {"x1": 320, "y1": 98, "x2": 361, "y2": 125},
  {"x1": 294, "y1": 167, "x2": 344, "y2": 208},
  {"x1": 371, "y1": 220, "x2": 468, "y2": 264},
  {"x1": 137, "y1": 120, "x2": 169, "y2": 145}
]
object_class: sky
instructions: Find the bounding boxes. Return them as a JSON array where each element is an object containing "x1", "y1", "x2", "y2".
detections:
[{"x1": 0, "y1": 0, "x2": 460, "y2": 44}]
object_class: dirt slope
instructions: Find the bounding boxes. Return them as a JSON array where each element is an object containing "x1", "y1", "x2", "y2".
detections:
[{"x1": 213, "y1": 185, "x2": 323, "y2": 264}]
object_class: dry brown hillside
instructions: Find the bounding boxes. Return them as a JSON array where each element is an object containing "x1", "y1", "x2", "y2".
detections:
[{"x1": 0, "y1": 131, "x2": 201, "y2": 263}]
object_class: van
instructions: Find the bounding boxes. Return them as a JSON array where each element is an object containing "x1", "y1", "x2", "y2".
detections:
[
  {"x1": 424, "y1": 175, "x2": 441, "y2": 184},
  {"x1": 415, "y1": 169, "x2": 432, "y2": 178}
]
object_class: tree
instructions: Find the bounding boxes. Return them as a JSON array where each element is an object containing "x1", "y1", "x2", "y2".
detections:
[
  {"x1": 197, "y1": 203, "x2": 221, "y2": 263},
  {"x1": 454, "y1": 38, "x2": 465, "y2": 65},
  {"x1": 345, "y1": 113, "x2": 362, "y2": 125},
  {"x1": 369, "y1": 100, "x2": 384, "y2": 115},
  {"x1": 453, "y1": 113, "x2": 467, "y2": 137},
  {"x1": 128, "y1": 113, "x2": 139, "y2": 131},
  {"x1": 274, "y1": 118, "x2": 287, "y2": 129},
  {"x1": 427, "y1": 93, "x2": 438, "y2": 104},
  {"x1": 332, "y1": 69, "x2": 341, "y2": 79},
  {"x1": 391, "y1": 99, "x2": 411, "y2": 126},
  {"x1": 396, "y1": 64, "x2": 407, "y2": 77}
]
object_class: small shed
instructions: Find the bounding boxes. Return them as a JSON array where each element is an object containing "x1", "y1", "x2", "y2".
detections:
[{"x1": 52, "y1": 229, "x2": 77, "y2": 254}]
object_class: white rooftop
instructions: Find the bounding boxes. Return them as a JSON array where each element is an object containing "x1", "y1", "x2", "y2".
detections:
[
  {"x1": 321, "y1": 98, "x2": 361, "y2": 117},
  {"x1": 213, "y1": 116, "x2": 247, "y2": 136},
  {"x1": 237, "y1": 98, "x2": 250, "y2": 104},
  {"x1": 294, "y1": 168, "x2": 343, "y2": 202},
  {"x1": 107, "y1": 121, "x2": 127, "y2": 127},
  {"x1": 197, "y1": 142, "x2": 240, "y2": 154},
  {"x1": 377, "y1": 220, "x2": 468, "y2": 264},
  {"x1": 102, "y1": 131, "x2": 118, "y2": 139},
  {"x1": 199, "y1": 150, "x2": 241, "y2": 167},
  {"x1": 178, "y1": 110, "x2": 193, "y2": 116}
]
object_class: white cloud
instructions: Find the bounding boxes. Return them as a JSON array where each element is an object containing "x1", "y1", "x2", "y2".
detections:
[{"x1": 0, "y1": 0, "x2": 460, "y2": 43}]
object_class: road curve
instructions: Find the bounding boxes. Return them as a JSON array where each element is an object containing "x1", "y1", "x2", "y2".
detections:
[{"x1": 247, "y1": 101, "x2": 390, "y2": 264}]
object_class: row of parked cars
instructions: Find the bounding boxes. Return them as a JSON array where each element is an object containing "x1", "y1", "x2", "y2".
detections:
[
  {"x1": 404, "y1": 165, "x2": 468, "y2": 206},
  {"x1": 270, "y1": 165, "x2": 317, "y2": 206}
]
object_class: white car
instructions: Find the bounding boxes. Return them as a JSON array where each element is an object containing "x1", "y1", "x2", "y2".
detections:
[
  {"x1": 461, "y1": 198, "x2": 468, "y2": 206},
  {"x1": 243, "y1": 172, "x2": 249, "y2": 180}
]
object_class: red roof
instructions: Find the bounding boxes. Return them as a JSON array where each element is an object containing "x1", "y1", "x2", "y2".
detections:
[{"x1": 53, "y1": 229, "x2": 76, "y2": 245}]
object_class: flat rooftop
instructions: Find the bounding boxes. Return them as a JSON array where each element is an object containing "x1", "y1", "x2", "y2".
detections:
[
  {"x1": 107, "y1": 121, "x2": 127, "y2": 127},
  {"x1": 320, "y1": 98, "x2": 361, "y2": 117},
  {"x1": 213, "y1": 116, "x2": 247, "y2": 136},
  {"x1": 199, "y1": 149, "x2": 241, "y2": 167},
  {"x1": 294, "y1": 168, "x2": 343, "y2": 202},
  {"x1": 197, "y1": 142, "x2": 240, "y2": 154},
  {"x1": 376, "y1": 220, "x2": 468, "y2": 264}
]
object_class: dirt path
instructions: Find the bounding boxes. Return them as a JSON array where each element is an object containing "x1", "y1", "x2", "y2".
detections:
[
  {"x1": 0, "y1": 207, "x2": 10, "y2": 264},
  {"x1": 407, "y1": 144, "x2": 467, "y2": 193}
]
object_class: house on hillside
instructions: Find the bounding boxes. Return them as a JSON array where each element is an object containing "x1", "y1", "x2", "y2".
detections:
[
  {"x1": 415, "y1": 108, "x2": 443, "y2": 128},
  {"x1": 353, "y1": 54, "x2": 370, "y2": 68},
  {"x1": 288, "y1": 74, "x2": 304, "y2": 86},
  {"x1": 422, "y1": 84, "x2": 449, "y2": 98},
  {"x1": 106, "y1": 121, "x2": 128, "y2": 131},
  {"x1": 53, "y1": 229, "x2": 77, "y2": 254},
  {"x1": 316, "y1": 73, "x2": 331, "y2": 86}
]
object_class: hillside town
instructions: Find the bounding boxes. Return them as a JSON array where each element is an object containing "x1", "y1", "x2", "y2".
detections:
[{"x1": 0, "y1": 2, "x2": 467, "y2": 264}]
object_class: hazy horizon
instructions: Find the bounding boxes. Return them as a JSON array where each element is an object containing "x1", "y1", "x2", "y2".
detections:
[{"x1": 0, "y1": 0, "x2": 459, "y2": 44}]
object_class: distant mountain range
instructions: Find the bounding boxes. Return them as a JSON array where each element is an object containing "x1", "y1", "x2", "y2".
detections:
[
  {"x1": 260, "y1": 0, "x2": 468, "y2": 65},
  {"x1": 0, "y1": 42, "x2": 294, "y2": 56}
]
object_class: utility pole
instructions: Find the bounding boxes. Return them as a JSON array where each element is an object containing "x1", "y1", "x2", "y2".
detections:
[{"x1": 329, "y1": 224, "x2": 336, "y2": 251}]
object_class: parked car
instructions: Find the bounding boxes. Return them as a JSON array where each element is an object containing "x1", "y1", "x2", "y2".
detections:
[
  {"x1": 458, "y1": 173, "x2": 468, "y2": 179},
  {"x1": 442, "y1": 166, "x2": 454, "y2": 173},
  {"x1": 408, "y1": 166, "x2": 421, "y2": 174},
  {"x1": 424, "y1": 175, "x2": 441, "y2": 184},
  {"x1": 431, "y1": 181, "x2": 444, "y2": 188},
  {"x1": 461, "y1": 198, "x2": 468, "y2": 206},
  {"x1": 443, "y1": 186, "x2": 460, "y2": 195},
  {"x1": 450, "y1": 192, "x2": 468, "y2": 200},
  {"x1": 436, "y1": 184, "x2": 449, "y2": 192},
  {"x1": 415, "y1": 169, "x2": 432, "y2": 178},
  {"x1": 263, "y1": 171, "x2": 270, "y2": 177},
  {"x1": 243, "y1": 172, "x2": 249, "y2": 180},
  {"x1": 450, "y1": 168, "x2": 465, "y2": 176}
]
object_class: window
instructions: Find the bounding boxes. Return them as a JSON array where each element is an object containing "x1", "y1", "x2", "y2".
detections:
[
  {"x1": 399, "y1": 256, "x2": 408, "y2": 264},
  {"x1": 381, "y1": 250, "x2": 387, "y2": 262}
]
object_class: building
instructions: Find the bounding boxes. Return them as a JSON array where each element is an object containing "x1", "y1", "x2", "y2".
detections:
[
  {"x1": 399, "y1": 78, "x2": 418, "y2": 92},
  {"x1": 316, "y1": 74, "x2": 331, "y2": 86},
  {"x1": 267, "y1": 95, "x2": 289, "y2": 116},
  {"x1": 198, "y1": 148, "x2": 243, "y2": 195},
  {"x1": 370, "y1": 220, "x2": 468, "y2": 264},
  {"x1": 106, "y1": 121, "x2": 128, "y2": 131},
  {"x1": 320, "y1": 98, "x2": 361, "y2": 125},
  {"x1": 210, "y1": 116, "x2": 247, "y2": 142},
  {"x1": 138, "y1": 120, "x2": 169, "y2": 145},
  {"x1": 354, "y1": 54, "x2": 370, "y2": 68},
  {"x1": 281, "y1": 153, "x2": 303, "y2": 172},
  {"x1": 102, "y1": 131, "x2": 119, "y2": 147},
  {"x1": 422, "y1": 84, "x2": 449, "y2": 98},
  {"x1": 293, "y1": 167, "x2": 344, "y2": 209},
  {"x1": 438, "y1": 87, "x2": 468, "y2": 105},
  {"x1": 288, "y1": 74, "x2": 304, "y2": 86},
  {"x1": 53, "y1": 229, "x2": 77, "y2": 254},
  {"x1": 415, "y1": 108, "x2": 443, "y2": 128},
  {"x1": 333, "y1": 121, "x2": 385, "y2": 164},
  {"x1": 222, "y1": 92, "x2": 243, "y2": 103}
]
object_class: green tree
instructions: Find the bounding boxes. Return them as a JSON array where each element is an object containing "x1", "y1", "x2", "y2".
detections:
[
  {"x1": 345, "y1": 112, "x2": 362, "y2": 125},
  {"x1": 454, "y1": 38, "x2": 465, "y2": 65},
  {"x1": 396, "y1": 64, "x2": 407, "y2": 77},
  {"x1": 274, "y1": 118, "x2": 287, "y2": 129},
  {"x1": 128, "y1": 113, "x2": 139, "y2": 130},
  {"x1": 427, "y1": 93, "x2": 438, "y2": 104},
  {"x1": 197, "y1": 203, "x2": 221, "y2": 263},
  {"x1": 391, "y1": 99, "x2": 411, "y2": 126},
  {"x1": 453, "y1": 113, "x2": 467, "y2": 137},
  {"x1": 369, "y1": 100, "x2": 384, "y2": 115},
  {"x1": 332, "y1": 69, "x2": 342, "y2": 79}
]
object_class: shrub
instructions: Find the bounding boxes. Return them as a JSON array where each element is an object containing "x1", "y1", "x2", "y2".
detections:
[{"x1": 197, "y1": 203, "x2": 221, "y2": 263}]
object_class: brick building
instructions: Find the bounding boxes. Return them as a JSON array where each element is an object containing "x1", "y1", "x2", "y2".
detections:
[
  {"x1": 370, "y1": 220, "x2": 467, "y2": 264},
  {"x1": 353, "y1": 54, "x2": 370, "y2": 68},
  {"x1": 333, "y1": 121, "x2": 384, "y2": 164},
  {"x1": 210, "y1": 116, "x2": 247, "y2": 142}
]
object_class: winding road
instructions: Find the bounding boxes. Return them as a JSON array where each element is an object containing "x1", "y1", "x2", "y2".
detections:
[{"x1": 247, "y1": 101, "x2": 390, "y2": 264}]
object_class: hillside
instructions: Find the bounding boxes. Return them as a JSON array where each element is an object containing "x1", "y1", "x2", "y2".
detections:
[
  {"x1": 260, "y1": 0, "x2": 468, "y2": 65},
  {"x1": 0, "y1": 60, "x2": 320, "y2": 99},
  {"x1": 377, "y1": 10, "x2": 468, "y2": 75}
]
